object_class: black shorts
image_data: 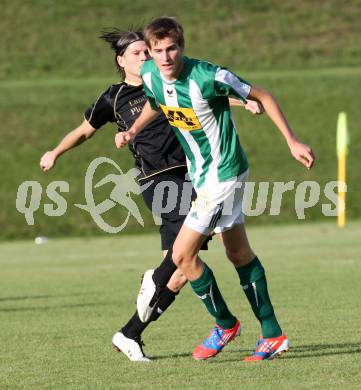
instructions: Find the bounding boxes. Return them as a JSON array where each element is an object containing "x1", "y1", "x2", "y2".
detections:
[{"x1": 141, "y1": 167, "x2": 211, "y2": 250}]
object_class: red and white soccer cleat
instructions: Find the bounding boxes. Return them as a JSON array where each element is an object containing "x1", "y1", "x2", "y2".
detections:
[
  {"x1": 192, "y1": 320, "x2": 241, "y2": 360},
  {"x1": 244, "y1": 334, "x2": 289, "y2": 361}
]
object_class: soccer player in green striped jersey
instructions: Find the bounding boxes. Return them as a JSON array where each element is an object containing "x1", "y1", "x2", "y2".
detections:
[{"x1": 116, "y1": 17, "x2": 315, "y2": 361}]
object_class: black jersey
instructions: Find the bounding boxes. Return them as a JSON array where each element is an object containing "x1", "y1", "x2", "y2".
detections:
[{"x1": 84, "y1": 82, "x2": 186, "y2": 179}]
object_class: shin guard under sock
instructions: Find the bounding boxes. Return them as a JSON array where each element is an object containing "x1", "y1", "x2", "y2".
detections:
[
  {"x1": 236, "y1": 257, "x2": 282, "y2": 338},
  {"x1": 121, "y1": 287, "x2": 177, "y2": 339},
  {"x1": 190, "y1": 263, "x2": 236, "y2": 329}
]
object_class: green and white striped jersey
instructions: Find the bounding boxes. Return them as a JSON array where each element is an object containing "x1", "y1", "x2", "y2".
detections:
[{"x1": 141, "y1": 56, "x2": 250, "y2": 190}]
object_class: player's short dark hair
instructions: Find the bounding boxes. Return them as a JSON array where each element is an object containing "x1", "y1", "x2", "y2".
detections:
[
  {"x1": 144, "y1": 17, "x2": 184, "y2": 49},
  {"x1": 99, "y1": 29, "x2": 144, "y2": 79}
]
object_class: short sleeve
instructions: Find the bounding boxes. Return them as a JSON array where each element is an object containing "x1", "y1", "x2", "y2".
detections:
[
  {"x1": 140, "y1": 65, "x2": 161, "y2": 111},
  {"x1": 142, "y1": 81, "x2": 159, "y2": 111},
  {"x1": 214, "y1": 67, "x2": 251, "y2": 102},
  {"x1": 84, "y1": 88, "x2": 115, "y2": 129}
]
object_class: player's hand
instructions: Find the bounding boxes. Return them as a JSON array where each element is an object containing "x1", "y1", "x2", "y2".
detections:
[
  {"x1": 115, "y1": 131, "x2": 134, "y2": 148},
  {"x1": 288, "y1": 140, "x2": 315, "y2": 170},
  {"x1": 40, "y1": 151, "x2": 57, "y2": 171},
  {"x1": 245, "y1": 99, "x2": 264, "y2": 115}
]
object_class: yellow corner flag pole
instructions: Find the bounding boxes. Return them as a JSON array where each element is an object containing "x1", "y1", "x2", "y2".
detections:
[{"x1": 336, "y1": 112, "x2": 349, "y2": 227}]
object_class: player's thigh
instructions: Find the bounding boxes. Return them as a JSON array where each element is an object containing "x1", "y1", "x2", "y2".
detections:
[
  {"x1": 141, "y1": 170, "x2": 184, "y2": 250},
  {"x1": 141, "y1": 169, "x2": 189, "y2": 220},
  {"x1": 142, "y1": 170, "x2": 211, "y2": 251},
  {"x1": 159, "y1": 217, "x2": 183, "y2": 251}
]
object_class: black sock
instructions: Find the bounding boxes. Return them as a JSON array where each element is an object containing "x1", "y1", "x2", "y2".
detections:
[
  {"x1": 121, "y1": 288, "x2": 177, "y2": 340},
  {"x1": 152, "y1": 247, "x2": 177, "y2": 287},
  {"x1": 121, "y1": 312, "x2": 148, "y2": 340},
  {"x1": 149, "y1": 287, "x2": 177, "y2": 321}
]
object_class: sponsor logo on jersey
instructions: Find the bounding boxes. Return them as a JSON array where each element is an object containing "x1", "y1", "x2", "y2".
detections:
[{"x1": 159, "y1": 104, "x2": 202, "y2": 131}]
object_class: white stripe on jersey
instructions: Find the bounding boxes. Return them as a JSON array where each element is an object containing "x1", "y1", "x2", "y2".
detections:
[
  {"x1": 189, "y1": 79, "x2": 221, "y2": 187},
  {"x1": 143, "y1": 72, "x2": 154, "y2": 95},
  {"x1": 215, "y1": 68, "x2": 251, "y2": 99},
  {"x1": 162, "y1": 81, "x2": 204, "y2": 187},
  {"x1": 179, "y1": 131, "x2": 204, "y2": 187}
]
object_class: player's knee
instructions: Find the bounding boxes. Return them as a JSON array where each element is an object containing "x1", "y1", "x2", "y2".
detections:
[
  {"x1": 172, "y1": 248, "x2": 193, "y2": 269},
  {"x1": 226, "y1": 247, "x2": 254, "y2": 266},
  {"x1": 172, "y1": 249, "x2": 186, "y2": 267}
]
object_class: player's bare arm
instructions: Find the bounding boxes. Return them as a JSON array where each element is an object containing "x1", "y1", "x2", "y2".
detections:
[
  {"x1": 115, "y1": 101, "x2": 160, "y2": 148},
  {"x1": 248, "y1": 85, "x2": 315, "y2": 169},
  {"x1": 228, "y1": 97, "x2": 264, "y2": 115},
  {"x1": 40, "y1": 119, "x2": 96, "y2": 171}
]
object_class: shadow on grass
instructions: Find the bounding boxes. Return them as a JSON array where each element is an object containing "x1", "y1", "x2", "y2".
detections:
[
  {"x1": 151, "y1": 352, "x2": 191, "y2": 360},
  {"x1": 151, "y1": 345, "x2": 252, "y2": 361},
  {"x1": 281, "y1": 342, "x2": 361, "y2": 359},
  {"x1": 151, "y1": 342, "x2": 361, "y2": 362},
  {"x1": 215, "y1": 341, "x2": 361, "y2": 363},
  {"x1": 0, "y1": 301, "x2": 116, "y2": 312},
  {"x1": 0, "y1": 295, "x2": 53, "y2": 302},
  {"x1": 0, "y1": 292, "x2": 93, "y2": 303}
]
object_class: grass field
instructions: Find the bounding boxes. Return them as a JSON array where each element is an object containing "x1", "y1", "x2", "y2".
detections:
[{"x1": 1, "y1": 221, "x2": 361, "y2": 389}]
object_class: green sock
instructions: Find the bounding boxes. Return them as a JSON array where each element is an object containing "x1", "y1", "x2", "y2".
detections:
[
  {"x1": 190, "y1": 263, "x2": 237, "y2": 329},
  {"x1": 236, "y1": 257, "x2": 282, "y2": 338}
]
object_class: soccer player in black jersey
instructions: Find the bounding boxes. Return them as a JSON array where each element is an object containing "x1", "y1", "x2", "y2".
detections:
[{"x1": 40, "y1": 29, "x2": 263, "y2": 361}]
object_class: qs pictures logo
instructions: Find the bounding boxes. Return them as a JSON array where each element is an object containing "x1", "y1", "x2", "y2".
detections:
[
  {"x1": 16, "y1": 157, "x2": 153, "y2": 233},
  {"x1": 74, "y1": 157, "x2": 150, "y2": 233}
]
